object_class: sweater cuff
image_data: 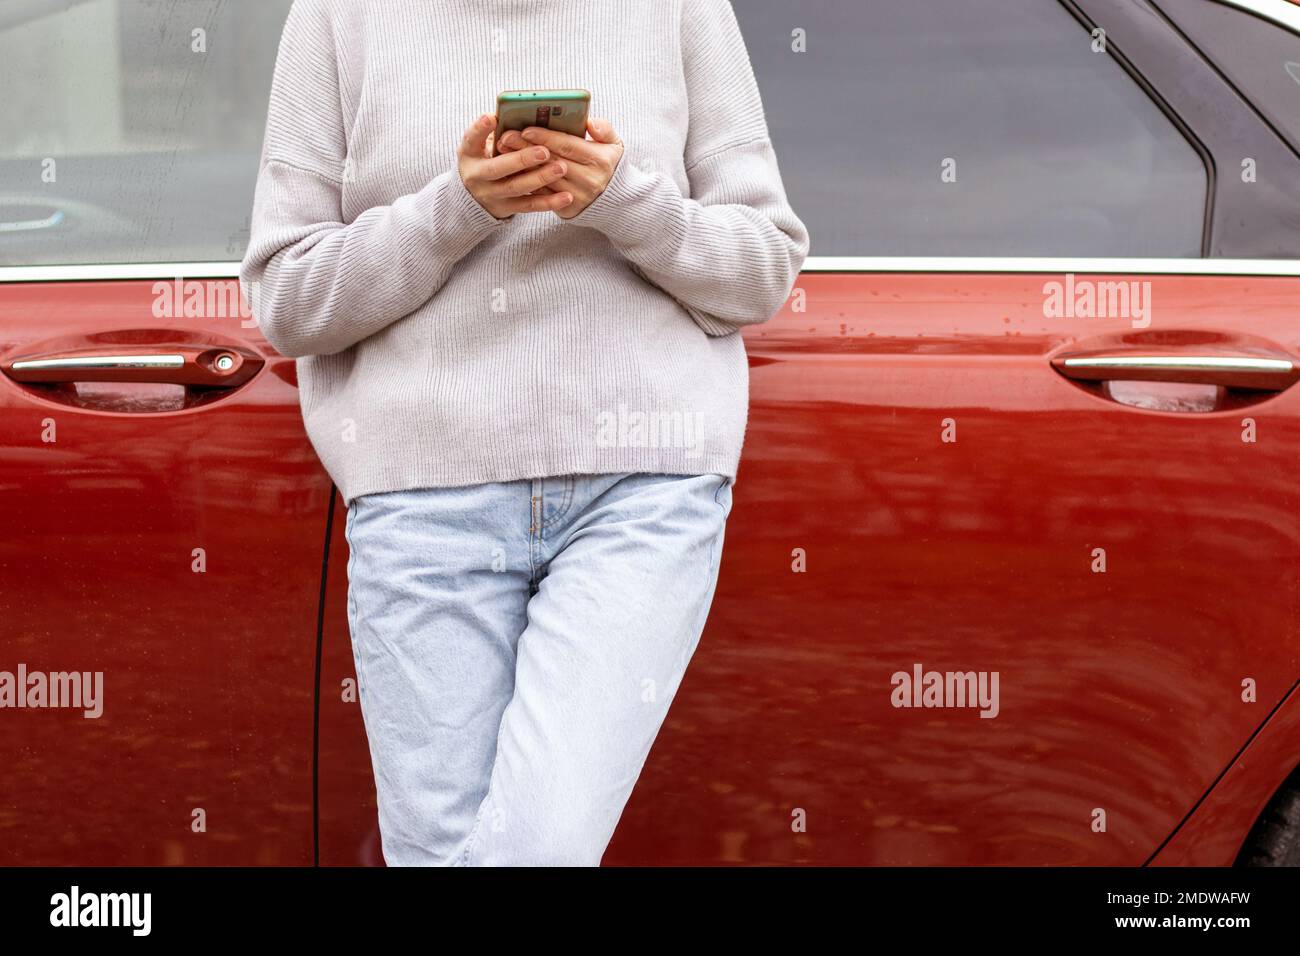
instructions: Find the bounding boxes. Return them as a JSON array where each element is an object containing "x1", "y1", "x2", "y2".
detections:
[
  {"x1": 419, "y1": 169, "x2": 507, "y2": 249},
  {"x1": 567, "y1": 155, "x2": 678, "y2": 246}
]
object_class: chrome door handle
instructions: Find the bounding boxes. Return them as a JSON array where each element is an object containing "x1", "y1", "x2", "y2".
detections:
[
  {"x1": 1051, "y1": 352, "x2": 1298, "y2": 391},
  {"x1": 12, "y1": 354, "x2": 185, "y2": 372},
  {"x1": 4, "y1": 345, "x2": 262, "y2": 388}
]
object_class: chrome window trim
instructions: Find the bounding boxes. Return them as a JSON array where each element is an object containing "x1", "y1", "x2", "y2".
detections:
[
  {"x1": 3, "y1": 258, "x2": 1300, "y2": 283},
  {"x1": 0, "y1": 263, "x2": 248, "y2": 282},
  {"x1": 800, "y1": 257, "x2": 1300, "y2": 275}
]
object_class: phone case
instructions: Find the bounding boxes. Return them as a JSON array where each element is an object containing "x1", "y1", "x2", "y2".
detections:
[{"x1": 493, "y1": 89, "x2": 591, "y2": 155}]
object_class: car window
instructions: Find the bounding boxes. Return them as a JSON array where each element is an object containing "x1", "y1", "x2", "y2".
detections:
[
  {"x1": 734, "y1": 0, "x2": 1209, "y2": 257},
  {"x1": 1155, "y1": 0, "x2": 1300, "y2": 157},
  {"x1": 1, "y1": 0, "x2": 1212, "y2": 267},
  {"x1": 0, "y1": 0, "x2": 292, "y2": 267}
]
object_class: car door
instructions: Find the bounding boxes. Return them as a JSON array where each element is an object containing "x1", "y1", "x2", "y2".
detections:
[
  {"x1": 312, "y1": 0, "x2": 1300, "y2": 866},
  {"x1": 0, "y1": 0, "x2": 325, "y2": 865},
  {"x1": 600, "y1": 0, "x2": 1300, "y2": 865}
]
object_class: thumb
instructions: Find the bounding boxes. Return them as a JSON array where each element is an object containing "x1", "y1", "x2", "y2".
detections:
[
  {"x1": 587, "y1": 117, "x2": 621, "y2": 145},
  {"x1": 460, "y1": 113, "x2": 496, "y2": 159}
]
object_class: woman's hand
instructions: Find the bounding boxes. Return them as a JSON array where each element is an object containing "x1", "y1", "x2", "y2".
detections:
[
  {"x1": 496, "y1": 118, "x2": 624, "y2": 219},
  {"x1": 458, "y1": 114, "x2": 574, "y2": 219}
]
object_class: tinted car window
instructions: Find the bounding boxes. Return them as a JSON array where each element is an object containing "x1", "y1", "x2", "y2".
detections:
[
  {"x1": 0, "y1": 0, "x2": 292, "y2": 267},
  {"x1": 734, "y1": 0, "x2": 1208, "y2": 256},
  {"x1": 1156, "y1": 0, "x2": 1300, "y2": 157}
]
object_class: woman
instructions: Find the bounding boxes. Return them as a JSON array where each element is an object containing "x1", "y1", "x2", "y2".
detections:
[{"x1": 241, "y1": 0, "x2": 808, "y2": 866}]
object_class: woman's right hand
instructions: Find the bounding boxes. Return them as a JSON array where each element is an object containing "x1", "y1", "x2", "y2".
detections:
[{"x1": 458, "y1": 114, "x2": 574, "y2": 219}]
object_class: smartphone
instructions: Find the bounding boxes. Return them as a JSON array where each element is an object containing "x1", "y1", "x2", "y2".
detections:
[{"x1": 493, "y1": 89, "x2": 591, "y2": 156}]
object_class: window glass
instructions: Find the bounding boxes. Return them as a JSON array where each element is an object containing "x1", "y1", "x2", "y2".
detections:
[
  {"x1": 1157, "y1": 0, "x2": 1300, "y2": 157},
  {"x1": 0, "y1": 0, "x2": 1211, "y2": 265},
  {"x1": 0, "y1": 0, "x2": 292, "y2": 267},
  {"x1": 734, "y1": 0, "x2": 1208, "y2": 256}
]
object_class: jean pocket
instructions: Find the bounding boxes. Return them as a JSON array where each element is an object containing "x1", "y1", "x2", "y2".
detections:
[{"x1": 714, "y1": 475, "x2": 735, "y2": 519}]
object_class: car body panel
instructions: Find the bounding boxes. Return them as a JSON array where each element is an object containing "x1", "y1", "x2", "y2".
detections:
[
  {"x1": 1149, "y1": 679, "x2": 1300, "y2": 865},
  {"x1": 0, "y1": 278, "x2": 327, "y2": 864},
  {"x1": 314, "y1": 271, "x2": 1300, "y2": 865}
]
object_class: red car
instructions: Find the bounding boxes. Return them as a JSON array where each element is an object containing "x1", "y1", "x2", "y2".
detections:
[{"x1": 1, "y1": 0, "x2": 1298, "y2": 866}]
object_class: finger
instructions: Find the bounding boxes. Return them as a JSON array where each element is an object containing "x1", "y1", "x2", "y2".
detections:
[
  {"x1": 497, "y1": 130, "x2": 528, "y2": 152},
  {"x1": 521, "y1": 172, "x2": 588, "y2": 199},
  {"x1": 586, "y1": 117, "x2": 621, "y2": 146},
  {"x1": 518, "y1": 126, "x2": 601, "y2": 162},
  {"x1": 543, "y1": 158, "x2": 600, "y2": 194},
  {"x1": 459, "y1": 113, "x2": 496, "y2": 161},
  {"x1": 478, "y1": 145, "x2": 554, "y2": 182},
  {"x1": 497, "y1": 190, "x2": 575, "y2": 215},
  {"x1": 490, "y1": 161, "x2": 569, "y2": 198},
  {"x1": 539, "y1": 175, "x2": 579, "y2": 196}
]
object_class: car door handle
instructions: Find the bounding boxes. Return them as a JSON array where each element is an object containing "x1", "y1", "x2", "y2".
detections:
[
  {"x1": 4, "y1": 344, "x2": 263, "y2": 388},
  {"x1": 1051, "y1": 351, "x2": 1299, "y2": 392}
]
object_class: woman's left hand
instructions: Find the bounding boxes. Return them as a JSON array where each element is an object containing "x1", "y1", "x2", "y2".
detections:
[{"x1": 495, "y1": 118, "x2": 624, "y2": 219}]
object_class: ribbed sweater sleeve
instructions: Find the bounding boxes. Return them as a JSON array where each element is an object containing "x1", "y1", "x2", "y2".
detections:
[
  {"x1": 571, "y1": 0, "x2": 810, "y2": 337},
  {"x1": 239, "y1": 0, "x2": 504, "y2": 358}
]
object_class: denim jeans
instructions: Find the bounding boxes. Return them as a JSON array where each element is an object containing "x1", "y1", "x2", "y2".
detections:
[{"x1": 343, "y1": 472, "x2": 734, "y2": 865}]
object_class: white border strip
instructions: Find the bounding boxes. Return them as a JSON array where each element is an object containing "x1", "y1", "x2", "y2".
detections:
[{"x1": 2, "y1": 257, "x2": 1300, "y2": 283}]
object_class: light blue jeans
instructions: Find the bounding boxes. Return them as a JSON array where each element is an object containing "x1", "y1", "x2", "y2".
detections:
[{"x1": 343, "y1": 472, "x2": 733, "y2": 866}]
